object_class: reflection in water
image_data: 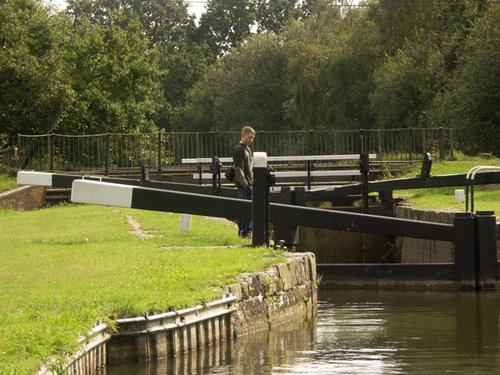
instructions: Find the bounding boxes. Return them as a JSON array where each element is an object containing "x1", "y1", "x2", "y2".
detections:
[
  {"x1": 106, "y1": 290, "x2": 500, "y2": 375},
  {"x1": 106, "y1": 316, "x2": 316, "y2": 375}
]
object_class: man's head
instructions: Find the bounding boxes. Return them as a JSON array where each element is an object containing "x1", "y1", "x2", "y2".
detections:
[{"x1": 240, "y1": 125, "x2": 256, "y2": 146}]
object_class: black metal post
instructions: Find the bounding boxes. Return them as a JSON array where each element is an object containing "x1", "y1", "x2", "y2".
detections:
[
  {"x1": 104, "y1": 133, "x2": 110, "y2": 176},
  {"x1": 211, "y1": 156, "x2": 222, "y2": 196},
  {"x1": 48, "y1": 134, "x2": 53, "y2": 171},
  {"x1": 294, "y1": 186, "x2": 306, "y2": 206},
  {"x1": 439, "y1": 127, "x2": 445, "y2": 160},
  {"x1": 306, "y1": 161, "x2": 311, "y2": 190},
  {"x1": 418, "y1": 152, "x2": 432, "y2": 178},
  {"x1": 252, "y1": 152, "x2": 269, "y2": 247},
  {"x1": 139, "y1": 157, "x2": 150, "y2": 182},
  {"x1": 359, "y1": 153, "x2": 370, "y2": 214},
  {"x1": 475, "y1": 211, "x2": 497, "y2": 290},
  {"x1": 379, "y1": 190, "x2": 394, "y2": 216},
  {"x1": 9, "y1": 146, "x2": 19, "y2": 177},
  {"x1": 197, "y1": 164, "x2": 202, "y2": 185},
  {"x1": 453, "y1": 213, "x2": 476, "y2": 289},
  {"x1": 157, "y1": 131, "x2": 162, "y2": 178}
]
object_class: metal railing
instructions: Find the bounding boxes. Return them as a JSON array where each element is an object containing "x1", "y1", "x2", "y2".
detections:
[{"x1": 14, "y1": 128, "x2": 453, "y2": 173}]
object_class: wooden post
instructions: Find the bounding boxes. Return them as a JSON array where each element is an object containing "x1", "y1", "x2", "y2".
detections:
[
  {"x1": 453, "y1": 213, "x2": 476, "y2": 289},
  {"x1": 474, "y1": 211, "x2": 497, "y2": 290}
]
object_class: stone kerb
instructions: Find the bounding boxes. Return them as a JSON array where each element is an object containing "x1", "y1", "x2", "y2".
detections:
[{"x1": 222, "y1": 252, "x2": 317, "y2": 337}]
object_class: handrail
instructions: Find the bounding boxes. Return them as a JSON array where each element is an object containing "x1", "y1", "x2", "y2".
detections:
[
  {"x1": 465, "y1": 166, "x2": 500, "y2": 212},
  {"x1": 181, "y1": 154, "x2": 377, "y2": 164}
]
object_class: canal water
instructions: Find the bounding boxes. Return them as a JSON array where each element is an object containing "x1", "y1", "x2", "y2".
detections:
[{"x1": 106, "y1": 289, "x2": 500, "y2": 374}]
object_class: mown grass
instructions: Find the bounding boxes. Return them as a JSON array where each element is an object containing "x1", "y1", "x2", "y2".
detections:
[
  {"x1": 0, "y1": 204, "x2": 283, "y2": 374},
  {"x1": 393, "y1": 156, "x2": 500, "y2": 213},
  {"x1": 0, "y1": 175, "x2": 16, "y2": 193}
]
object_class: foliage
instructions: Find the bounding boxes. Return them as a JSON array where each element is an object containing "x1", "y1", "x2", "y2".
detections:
[
  {"x1": 66, "y1": 0, "x2": 204, "y2": 131},
  {"x1": 214, "y1": 34, "x2": 291, "y2": 131},
  {"x1": 154, "y1": 41, "x2": 210, "y2": 130},
  {"x1": 1, "y1": 0, "x2": 498, "y2": 155},
  {"x1": 196, "y1": 0, "x2": 257, "y2": 60},
  {"x1": 0, "y1": 204, "x2": 283, "y2": 374},
  {"x1": 195, "y1": 0, "x2": 313, "y2": 60},
  {"x1": 255, "y1": 0, "x2": 302, "y2": 33},
  {"x1": 425, "y1": 5, "x2": 500, "y2": 155},
  {"x1": 67, "y1": 0, "x2": 196, "y2": 45},
  {"x1": 179, "y1": 64, "x2": 222, "y2": 131},
  {"x1": 60, "y1": 14, "x2": 162, "y2": 133},
  {"x1": 0, "y1": 0, "x2": 74, "y2": 136},
  {"x1": 369, "y1": 32, "x2": 446, "y2": 129}
]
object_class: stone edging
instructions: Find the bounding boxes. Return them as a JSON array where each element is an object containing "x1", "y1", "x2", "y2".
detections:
[{"x1": 38, "y1": 252, "x2": 317, "y2": 374}]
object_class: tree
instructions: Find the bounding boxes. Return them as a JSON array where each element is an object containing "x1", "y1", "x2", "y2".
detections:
[
  {"x1": 154, "y1": 41, "x2": 210, "y2": 130},
  {"x1": 369, "y1": 32, "x2": 446, "y2": 129},
  {"x1": 317, "y1": 10, "x2": 383, "y2": 130},
  {"x1": 254, "y1": 0, "x2": 301, "y2": 33},
  {"x1": 281, "y1": 6, "x2": 383, "y2": 130},
  {"x1": 60, "y1": 12, "x2": 162, "y2": 133},
  {"x1": 426, "y1": 5, "x2": 500, "y2": 155},
  {"x1": 196, "y1": 0, "x2": 257, "y2": 59},
  {"x1": 67, "y1": 0, "x2": 210, "y2": 131},
  {"x1": 214, "y1": 33, "x2": 291, "y2": 131},
  {"x1": 67, "y1": 0, "x2": 195, "y2": 46},
  {"x1": 181, "y1": 33, "x2": 291, "y2": 131},
  {"x1": 179, "y1": 65, "x2": 222, "y2": 131},
  {"x1": 0, "y1": 0, "x2": 73, "y2": 138}
]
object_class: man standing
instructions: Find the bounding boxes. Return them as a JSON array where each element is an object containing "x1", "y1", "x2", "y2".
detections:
[{"x1": 233, "y1": 125, "x2": 255, "y2": 237}]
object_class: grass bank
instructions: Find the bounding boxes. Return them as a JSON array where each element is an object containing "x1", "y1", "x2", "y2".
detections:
[
  {"x1": 0, "y1": 175, "x2": 16, "y2": 193},
  {"x1": 393, "y1": 157, "x2": 500, "y2": 213},
  {"x1": 0, "y1": 204, "x2": 283, "y2": 374}
]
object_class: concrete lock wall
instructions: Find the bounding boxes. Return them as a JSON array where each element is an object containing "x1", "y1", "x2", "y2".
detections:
[
  {"x1": 395, "y1": 205, "x2": 500, "y2": 263},
  {"x1": 297, "y1": 227, "x2": 388, "y2": 263},
  {"x1": 38, "y1": 252, "x2": 317, "y2": 374}
]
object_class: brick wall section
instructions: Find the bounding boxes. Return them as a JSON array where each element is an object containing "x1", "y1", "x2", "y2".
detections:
[
  {"x1": 0, "y1": 186, "x2": 46, "y2": 211},
  {"x1": 395, "y1": 205, "x2": 500, "y2": 263}
]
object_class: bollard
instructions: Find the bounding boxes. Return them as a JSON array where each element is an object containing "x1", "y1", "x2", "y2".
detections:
[
  {"x1": 180, "y1": 214, "x2": 192, "y2": 232},
  {"x1": 474, "y1": 211, "x2": 497, "y2": 290},
  {"x1": 455, "y1": 189, "x2": 465, "y2": 203},
  {"x1": 252, "y1": 152, "x2": 269, "y2": 247}
]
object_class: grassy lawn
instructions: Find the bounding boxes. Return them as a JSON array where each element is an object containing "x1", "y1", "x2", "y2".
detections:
[
  {"x1": 392, "y1": 156, "x2": 500, "y2": 214},
  {"x1": 0, "y1": 204, "x2": 283, "y2": 374},
  {"x1": 0, "y1": 175, "x2": 16, "y2": 193}
]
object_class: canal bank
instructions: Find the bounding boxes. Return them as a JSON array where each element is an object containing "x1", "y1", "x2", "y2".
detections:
[
  {"x1": 38, "y1": 252, "x2": 317, "y2": 375},
  {"x1": 106, "y1": 288, "x2": 500, "y2": 375}
]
